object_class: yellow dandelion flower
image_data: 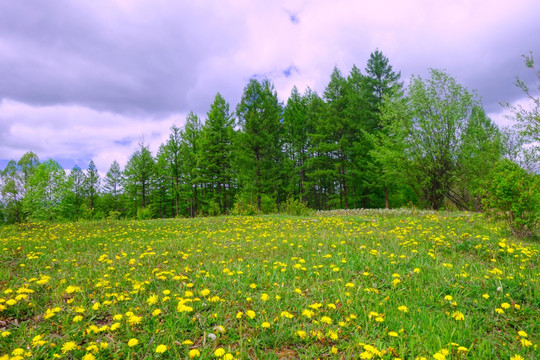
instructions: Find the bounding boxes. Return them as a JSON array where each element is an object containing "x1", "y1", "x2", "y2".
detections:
[
  {"x1": 146, "y1": 294, "x2": 159, "y2": 305},
  {"x1": 520, "y1": 338, "x2": 532, "y2": 347},
  {"x1": 260, "y1": 293, "x2": 269, "y2": 301},
  {"x1": 510, "y1": 355, "x2": 525, "y2": 360},
  {"x1": 297, "y1": 330, "x2": 307, "y2": 339},
  {"x1": 73, "y1": 315, "x2": 83, "y2": 322},
  {"x1": 61, "y1": 341, "x2": 78, "y2": 354},
  {"x1": 518, "y1": 330, "x2": 528, "y2": 337},
  {"x1": 482, "y1": 294, "x2": 489, "y2": 299},
  {"x1": 452, "y1": 311, "x2": 465, "y2": 321},
  {"x1": 128, "y1": 338, "x2": 139, "y2": 347},
  {"x1": 152, "y1": 309, "x2": 162, "y2": 316},
  {"x1": 214, "y1": 347, "x2": 226, "y2": 357},
  {"x1": 155, "y1": 344, "x2": 167, "y2": 353},
  {"x1": 82, "y1": 354, "x2": 96, "y2": 360},
  {"x1": 246, "y1": 310, "x2": 256, "y2": 319},
  {"x1": 200, "y1": 289, "x2": 210, "y2": 296},
  {"x1": 320, "y1": 316, "x2": 332, "y2": 324},
  {"x1": 388, "y1": 331, "x2": 399, "y2": 337},
  {"x1": 261, "y1": 321, "x2": 271, "y2": 328},
  {"x1": 189, "y1": 349, "x2": 201, "y2": 358},
  {"x1": 501, "y1": 302, "x2": 511, "y2": 309},
  {"x1": 398, "y1": 306, "x2": 408, "y2": 313}
]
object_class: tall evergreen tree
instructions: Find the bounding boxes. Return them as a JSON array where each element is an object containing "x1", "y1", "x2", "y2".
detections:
[
  {"x1": 124, "y1": 143, "x2": 155, "y2": 211},
  {"x1": 68, "y1": 165, "x2": 86, "y2": 219},
  {"x1": 85, "y1": 160, "x2": 100, "y2": 211},
  {"x1": 180, "y1": 112, "x2": 202, "y2": 217},
  {"x1": 103, "y1": 160, "x2": 123, "y2": 211},
  {"x1": 365, "y1": 50, "x2": 402, "y2": 208},
  {"x1": 163, "y1": 125, "x2": 183, "y2": 216},
  {"x1": 236, "y1": 78, "x2": 284, "y2": 212},
  {"x1": 199, "y1": 93, "x2": 236, "y2": 213}
]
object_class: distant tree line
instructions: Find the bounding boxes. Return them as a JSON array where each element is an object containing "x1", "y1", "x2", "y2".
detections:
[{"x1": 1, "y1": 50, "x2": 538, "y2": 234}]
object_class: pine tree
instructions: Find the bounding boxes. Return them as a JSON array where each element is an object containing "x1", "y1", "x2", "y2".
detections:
[
  {"x1": 124, "y1": 143, "x2": 155, "y2": 211},
  {"x1": 103, "y1": 160, "x2": 123, "y2": 211},
  {"x1": 180, "y1": 111, "x2": 202, "y2": 217},
  {"x1": 163, "y1": 125, "x2": 183, "y2": 216},
  {"x1": 236, "y1": 78, "x2": 284, "y2": 212},
  {"x1": 199, "y1": 93, "x2": 236, "y2": 213},
  {"x1": 85, "y1": 160, "x2": 100, "y2": 211}
]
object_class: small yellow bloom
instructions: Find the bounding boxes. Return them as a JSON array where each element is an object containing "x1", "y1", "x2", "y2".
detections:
[
  {"x1": 82, "y1": 354, "x2": 96, "y2": 360},
  {"x1": 388, "y1": 331, "x2": 399, "y2": 337},
  {"x1": 152, "y1": 309, "x2": 162, "y2": 316},
  {"x1": 482, "y1": 294, "x2": 489, "y2": 299},
  {"x1": 452, "y1": 311, "x2": 465, "y2": 321},
  {"x1": 73, "y1": 315, "x2": 83, "y2": 322},
  {"x1": 518, "y1": 330, "x2": 528, "y2": 337},
  {"x1": 261, "y1": 321, "x2": 271, "y2": 328},
  {"x1": 398, "y1": 305, "x2": 408, "y2": 313},
  {"x1": 510, "y1": 355, "x2": 525, "y2": 360},
  {"x1": 501, "y1": 302, "x2": 511, "y2": 309},
  {"x1": 61, "y1": 341, "x2": 78, "y2": 354},
  {"x1": 214, "y1": 347, "x2": 226, "y2": 357},
  {"x1": 520, "y1": 338, "x2": 532, "y2": 347},
  {"x1": 246, "y1": 310, "x2": 256, "y2": 319},
  {"x1": 320, "y1": 316, "x2": 332, "y2": 324},
  {"x1": 155, "y1": 344, "x2": 167, "y2": 353},
  {"x1": 128, "y1": 338, "x2": 139, "y2": 347},
  {"x1": 189, "y1": 349, "x2": 201, "y2": 358}
]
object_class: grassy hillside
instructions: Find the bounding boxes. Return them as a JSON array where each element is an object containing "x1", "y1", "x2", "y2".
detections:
[{"x1": 0, "y1": 210, "x2": 538, "y2": 359}]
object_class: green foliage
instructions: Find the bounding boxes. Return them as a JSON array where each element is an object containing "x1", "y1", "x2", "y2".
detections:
[
  {"x1": 229, "y1": 194, "x2": 257, "y2": 216},
  {"x1": 482, "y1": 159, "x2": 539, "y2": 238},
  {"x1": 136, "y1": 207, "x2": 153, "y2": 220},
  {"x1": 281, "y1": 197, "x2": 313, "y2": 216}
]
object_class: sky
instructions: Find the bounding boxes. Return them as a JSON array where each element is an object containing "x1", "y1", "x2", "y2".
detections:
[{"x1": 1, "y1": 0, "x2": 539, "y2": 174}]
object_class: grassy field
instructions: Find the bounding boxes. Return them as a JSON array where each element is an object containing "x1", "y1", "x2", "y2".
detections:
[{"x1": 0, "y1": 210, "x2": 538, "y2": 359}]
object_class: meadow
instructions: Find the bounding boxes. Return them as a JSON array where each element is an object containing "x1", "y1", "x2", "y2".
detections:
[{"x1": 0, "y1": 210, "x2": 538, "y2": 360}]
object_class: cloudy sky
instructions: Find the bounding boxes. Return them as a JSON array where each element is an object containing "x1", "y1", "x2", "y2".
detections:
[{"x1": 1, "y1": 0, "x2": 539, "y2": 173}]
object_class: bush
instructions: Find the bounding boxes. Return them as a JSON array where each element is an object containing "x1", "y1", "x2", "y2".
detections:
[
  {"x1": 230, "y1": 195, "x2": 257, "y2": 216},
  {"x1": 281, "y1": 197, "x2": 313, "y2": 216},
  {"x1": 136, "y1": 207, "x2": 153, "y2": 220},
  {"x1": 482, "y1": 159, "x2": 539, "y2": 238}
]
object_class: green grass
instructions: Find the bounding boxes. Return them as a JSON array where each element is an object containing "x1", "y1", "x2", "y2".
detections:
[{"x1": 0, "y1": 210, "x2": 538, "y2": 359}]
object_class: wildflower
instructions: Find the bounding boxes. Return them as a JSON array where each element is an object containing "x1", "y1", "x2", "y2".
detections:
[
  {"x1": 320, "y1": 316, "x2": 332, "y2": 324},
  {"x1": 146, "y1": 294, "x2": 159, "y2": 305},
  {"x1": 214, "y1": 348, "x2": 226, "y2": 357},
  {"x1": 510, "y1": 355, "x2": 525, "y2": 360},
  {"x1": 189, "y1": 349, "x2": 201, "y2": 358},
  {"x1": 128, "y1": 315, "x2": 142, "y2": 325},
  {"x1": 331, "y1": 346, "x2": 338, "y2": 354},
  {"x1": 495, "y1": 308, "x2": 504, "y2": 314},
  {"x1": 261, "y1": 321, "x2": 271, "y2": 328},
  {"x1": 152, "y1": 309, "x2": 162, "y2": 316},
  {"x1": 246, "y1": 310, "x2": 256, "y2": 319},
  {"x1": 452, "y1": 311, "x2": 465, "y2": 321},
  {"x1": 444, "y1": 295, "x2": 453, "y2": 301},
  {"x1": 398, "y1": 305, "x2": 408, "y2": 313},
  {"x1": 518, "y1": 330, "x2": 528, "y2": 337},
  {"x1": 82, "y1": 354, "x2": 96, "y2": 360},
  {"x1": 388, "y1": 331, "x2": 399, "y2": 337},
  {"x1": 61, "y1": 341, "x2": 78, "y2": 353},
  {"x1": 297, "y1": 330, "x2": 307, "y2": 339},
  {"x1": 433, "y1": 353, "x2": 446, "y2": 360},
  {"x1": 1, "y1": 331, "x2": 10, "y2": 337},
  {"x1": 302, "y1": 309, "x2": 314, "y2": 318},
  {"x1": 73, "y1": 315, "x2": 83, "y2": 322},
  {"x1": 12, "y1": 349, "x2": 25, "y2": 356},
  {"x1": 260, "y1": 293, "x2": 269, "y2": 301},
  {"x1": 482, "y1": 294, "x2": 489, "y2": 299},
  {"x1": 520, "y1": 338, "x2": 532, "y2": 347},
  {"x1": 280, "y1": 311, "x2": 294, "y2": 318},
  {"x1": 236, "y1": 311, "x2": 243, "y2": 319},
  {"x1": 155, "y1": 344, "x2": 167, "y2": 353},
  {"x1": 128, "y1": 338, "x2": 139, "y2": 347},
  {"x1": 249, "y1": 283, "x2": 257, "y2": 289},
  {"x1": 201, "y1": 289, "x2": 210, "y2": 296},
  {"x1": 223, "y1": 354, "x2": 234, "y2": 360}
]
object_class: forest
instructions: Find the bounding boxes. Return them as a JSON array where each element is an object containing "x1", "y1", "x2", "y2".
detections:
[{"x1": 0, "y1": 50, "x2": 538, "y2": 235}]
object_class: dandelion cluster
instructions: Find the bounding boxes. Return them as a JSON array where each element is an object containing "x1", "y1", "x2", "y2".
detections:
[{"x1": 0, "y1": 211, "x2": 537, "y2": 358}]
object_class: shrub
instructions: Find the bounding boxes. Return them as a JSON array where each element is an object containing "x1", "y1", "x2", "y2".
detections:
[
  {"x1": 482, "y1": 159, "x2": 539, "y2": 238},
  {"x1": 281, "y1": 197, "x2": 313, "y2": 216},
  {"x1": 230, "y1": 195, "x2": 257, "y2": 216},
  {"x1": 136, "y1": 207, "x2": 153, "y2": 220}
]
